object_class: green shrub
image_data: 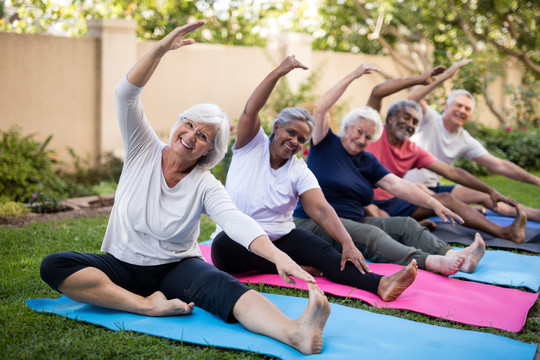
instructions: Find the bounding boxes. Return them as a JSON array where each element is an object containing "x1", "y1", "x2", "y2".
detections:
[
  {"x1": 0, "y1": 127, "x2": 67, "y2": 202},
  {"x1": 0, "y1": 201, "x2": 29, "y2": 217},
  {"x1": 455, "y1": 123, "x2": 540, "y2": 175}
]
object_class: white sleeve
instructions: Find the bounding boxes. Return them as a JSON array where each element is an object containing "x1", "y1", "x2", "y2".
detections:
[{"x1": 202, "y1": 175, "x2": 266, "y2": 250}]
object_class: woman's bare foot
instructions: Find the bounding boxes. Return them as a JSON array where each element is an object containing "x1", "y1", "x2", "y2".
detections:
[
  {"x1": 446, "y1": 233, "x2": 486, "y2": 273},
  {"x1": 144, "y1": 291, "x2": 194, "y2": 317},
  {"x1": 503, "y1": 206, "x2": 527, "y2": 243},
  {"x1": 289, "y1": 282, "x2": 331, "y2": 354},
  {"x1": 425, "y1": 254, "x2": 465, "y2": 276},
  {"x1": 377, "y1": 260, "x2": 418, "y2": 302}
]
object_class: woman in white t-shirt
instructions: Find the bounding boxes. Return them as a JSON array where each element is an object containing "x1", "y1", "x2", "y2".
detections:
[
  {"x1": 211, "y1": 56, "x2": 417, "y2": 302},
  {"x1": 40, "y1": 22, "x2": 335, "y2": 355}
]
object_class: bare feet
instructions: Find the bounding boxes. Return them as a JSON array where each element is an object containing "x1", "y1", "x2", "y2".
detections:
[
  {"x1": 144, "y1": 291, "x2": 194, "y2": 317},
  {"x1": 447, "y1": 233, "x2": 486, "y2": 273},
  {"x1": 301, "y1": 265, "x2": 323, "y2": 277},
  {"x1": 504, "y1": 206, "x2": 527, "y2": 243},
  {"x1": 290, "y1": 282, "x2": 331, "y2": 355},
  {"x1": 425, "y1": 254, "x2": 465, "y2": 276},
  {"x1": 377, "y1": 260, "x2": 418, "y2": 302}
]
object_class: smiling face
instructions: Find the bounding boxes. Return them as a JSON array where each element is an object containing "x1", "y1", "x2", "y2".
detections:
[
  {"x1": 340, "y1": 118, "x2": 377, "y2": 156},
  {"x1": 387, "y1": 105, "x2": 421, "y2": 142},
  {"x1": 270, "y1": 119, "x2": 311, "y2": 166},
  {"x1": 443, "y1": 94, "x2": 474, "y2": 132},
  {"x1": 170, "y1": 119, "x2": 217, "y2": 164}
]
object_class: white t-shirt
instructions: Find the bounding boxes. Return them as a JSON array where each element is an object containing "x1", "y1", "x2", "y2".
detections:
[
  {"x1": 404, "y1": 105, "x2": 488, "y2": 187},
  {"x1": 101, "y1": 76, "x2": 265, "y2": 266},
  {"x1": 212, "y1": 127, "x2": 320, "y2": 241}
]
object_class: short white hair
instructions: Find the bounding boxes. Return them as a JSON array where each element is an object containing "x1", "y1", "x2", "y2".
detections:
[
  {"x1": 339, "y1": 106, "x2": 384, "y2": 142},
  {"x1": 169, "y1": 103, "x2": 230, "y2": 170},
  {"x1": 446, "y1": 89, "x2": 476, "y2": 112}
]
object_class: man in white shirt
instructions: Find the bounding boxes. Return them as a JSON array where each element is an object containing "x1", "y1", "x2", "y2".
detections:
[{"x1": 404, "y1": 60, "x2": 540, "y2": 222}]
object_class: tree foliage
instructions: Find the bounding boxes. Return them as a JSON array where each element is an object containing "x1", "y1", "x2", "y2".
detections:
[{"x1": 2, "y1": 0, "x2": 538, "y2": 125}]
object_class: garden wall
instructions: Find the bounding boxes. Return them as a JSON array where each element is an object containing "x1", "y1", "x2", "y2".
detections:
[{"x1": 0, "y1": 19, "x2": 525, "y2": 165}]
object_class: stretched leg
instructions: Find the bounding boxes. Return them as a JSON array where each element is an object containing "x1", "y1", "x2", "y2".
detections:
[
  {"x1": 411, "y1": 192, "x2": 527, "y2": 243},
  {"x1": 445, "y1": 233, "x2": 486, "y2": 273},
  {"x1": 40, "y1": 252, "x2": 193, "y2": 316},
  {"x1": 451, "y1": 185, "x2": 540, "y2": 222},
  {"x1": 233, "y1": 283, "x2": 330, "y2": 355},
  {"x1": 364, "y1": 217, "x2": 466, "y2": 275}
]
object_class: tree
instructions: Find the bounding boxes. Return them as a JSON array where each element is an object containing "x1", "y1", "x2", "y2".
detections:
[{"x1": 313, "y1": 0, "x2": 539, "y2": 126}]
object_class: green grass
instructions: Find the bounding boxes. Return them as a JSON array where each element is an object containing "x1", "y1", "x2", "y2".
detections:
[{"x1": 2, "y1": 173, "x2": 539, "y2": 359}]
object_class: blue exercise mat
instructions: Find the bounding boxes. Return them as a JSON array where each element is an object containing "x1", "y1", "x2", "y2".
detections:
[
  {"x1": 429, "y1": 211, "x2": 540, "y2": 253},
  {"x1": 451, "y1": 248, "x2": 540, "y2": 291},
  {"x1": 26, "y1": 294, "x2": 536, "y2": 360}
]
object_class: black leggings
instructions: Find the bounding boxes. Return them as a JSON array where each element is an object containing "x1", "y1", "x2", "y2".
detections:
[
  {"x1": 211, "y1": 229, "x2": 382, "y2": 295},
  {"x1": 40, "y1": 251, "x2": 251, "y2": 322}
]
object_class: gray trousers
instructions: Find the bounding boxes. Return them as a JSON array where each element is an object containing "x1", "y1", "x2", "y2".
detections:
[{"x1": 293, "y1": 216, "x2": 451, "y2": 269}]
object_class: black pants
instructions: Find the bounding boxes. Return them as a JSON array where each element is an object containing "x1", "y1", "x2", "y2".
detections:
[
  {"x1": 211, "y1": 228, "x2": 382, "y2": 295},
  {"x1": 40, "y1": 251, "x2": 251, "y2": 322}
]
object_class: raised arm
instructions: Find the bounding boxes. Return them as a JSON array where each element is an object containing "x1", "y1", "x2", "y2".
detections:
[
  {"x1": 235, "y1": 56, "x2": 308, "y2": 149},
  {"x1": 426, "y1": 160, "x2": 519, "y2": 208},
  {"x1": 407, "y1": 59, "x2": 472, "y2": 113},
  {"x1": 126, "y1": 21, "x2": 204, "y2": 87},
  {"x1": 312, "y1": 63, "x2": 380, "y2": 145},
  {"x1": 376, "y1": 173, "x2": 464, "y2": 225},
  {"x1": 366, "y1": 66, "x2": 446, "y2": 113}
]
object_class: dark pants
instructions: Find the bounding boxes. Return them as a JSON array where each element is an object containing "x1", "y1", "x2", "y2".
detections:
[
  {"x1": 40, "y1": 251, "x2": 251, "y2": 322},
  {"x1": 211, "y1": 228, "x2": 382, "y2": 295}
]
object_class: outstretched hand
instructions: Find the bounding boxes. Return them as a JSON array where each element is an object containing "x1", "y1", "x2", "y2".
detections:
[
  {"x1": 276, "y1": 55, "x2": 309, "y2": 75},
  {"x1": 158, "y1": 21, "x2": 205, "y2": 53},
  {"x1": 433, "y1": 203, "x2": 464, "y2": 226},
  {"x1": 352, "y1": 63, "x2": 381, "y2": 78},
  {"x1": 340, "y1": 243, "x2": 371, "y2": 274},
  {"x1": 274, "y1": 251, "x2": 316, "y2": 285},
  {"x1": 419, "y1": 65, "x2": 446, "y2": 85},
  {"x1": 489, "y1": 190, "x2": 519, "y2": 211},
  {"x1": 445, "y1": 59, "x2": 472, "y2": 78}
]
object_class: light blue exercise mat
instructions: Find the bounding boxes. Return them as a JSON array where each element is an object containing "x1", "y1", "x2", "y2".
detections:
[
  {"x1": 26, "y1": 294, "x2": 536, "y2": 360},
  {"x1": 451, "y1": 248, "x2": 540, "y2": 291}
]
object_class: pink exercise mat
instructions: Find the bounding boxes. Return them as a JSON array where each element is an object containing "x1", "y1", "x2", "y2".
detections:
[{"x1": 199, "y1": 244, "x2": 538, "y2": 333}]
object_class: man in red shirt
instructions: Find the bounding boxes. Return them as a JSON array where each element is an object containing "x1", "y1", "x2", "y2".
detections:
[{"x1": 364, "y1": 68, "x2": 526, "y2": 243}]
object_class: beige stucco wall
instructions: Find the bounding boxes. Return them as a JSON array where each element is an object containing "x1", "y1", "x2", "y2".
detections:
[
  {"x1": 0, "y1": 20, "x2": 527, "y2": 168},
  {"x1": 1, "y1": 32, "x2": 99, "y2": 165}
]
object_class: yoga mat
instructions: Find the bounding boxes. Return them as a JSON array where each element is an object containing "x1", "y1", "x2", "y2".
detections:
[
  {"x1": 429, "y1": 210, "x2": 540, "y2": 253},
  {"x1": 26, "y1": 295, "x2": 537, "y2": 360},
  {"x1": 199, "y1": 245, "x2": 538, "y2": 333},
  {"x1": 451, "y1": 249, "x2": 540, "y2": 292}
]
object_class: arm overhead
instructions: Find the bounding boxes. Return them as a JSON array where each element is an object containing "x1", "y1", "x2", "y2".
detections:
[
  {"x1": 407, "y1": 59, "x2": 472, "y2": 114},
  {"x1": 127, "y1": 21, "x2": 204, "y2": 87},
  {"x1": 236, "y1": 56, "x2": 308, "y2": 149},
  {"x1": 366, "y1": 66, "x2": 446, "y2": 113},
  {"x1": 312, "y1": 63, "x2": 380, "y2": 145},
  {"x1": 473, "y1": 153, "x2": 540, "y2": 187}
]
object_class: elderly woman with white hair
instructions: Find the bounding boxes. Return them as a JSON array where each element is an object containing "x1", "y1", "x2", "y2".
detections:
[
  {"x1": 39, "y1": 21, "x2": 334, "y2": 355},
  {"x1": 210, "y1": 56, "x2": 418, "y2": 303},
  {"x1": 293, "y1": 63, "x2": 476, "y2": 277}
]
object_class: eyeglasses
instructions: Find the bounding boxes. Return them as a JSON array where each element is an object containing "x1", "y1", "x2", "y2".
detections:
[{"x1": 181, "y1": 119, "x2": 215, "y2": 147}]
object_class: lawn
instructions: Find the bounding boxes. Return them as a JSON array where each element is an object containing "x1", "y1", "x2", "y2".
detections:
[{"x1": 1, "y1": 172, "x2": 539, "y2": 359}]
